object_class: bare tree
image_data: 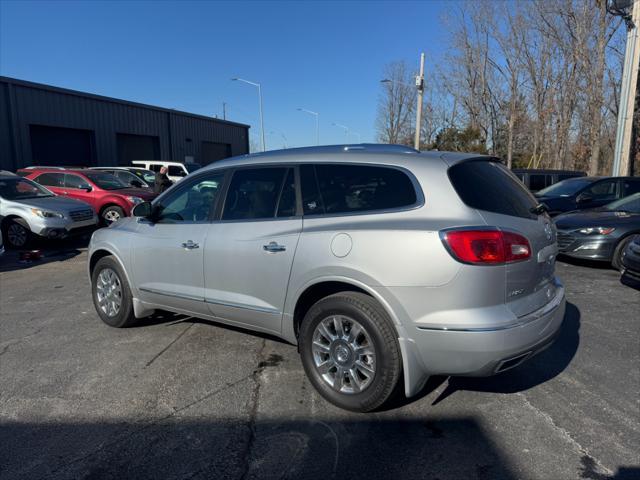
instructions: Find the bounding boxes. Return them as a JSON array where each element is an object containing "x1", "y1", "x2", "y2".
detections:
[{"x1": 375, "y1": 61, "x2": 416, "y2": 145}]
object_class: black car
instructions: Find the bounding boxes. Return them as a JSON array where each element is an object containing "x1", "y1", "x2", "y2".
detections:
[
  {"x1": 512, "y1": 169, "x2": 585, "y2": 193},
  {"x1": 554, "y1": 193, "x2": 640, "y2": 269},
  {"x1": 535, "y1": 176, "x2": 640, "y2": 216},
  {"x1": 620, "y1": 235, "x2": 640, "y2": 290}
]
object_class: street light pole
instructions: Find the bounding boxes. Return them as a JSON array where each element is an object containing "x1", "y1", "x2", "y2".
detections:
[
  {"x1": 610, "y1": 0, "x2": 640, "y2": 175},
  {"x1": 297, "y1": 108, "x2": 319, "y2": 145},
  {"x1": 414, "y1": 53, "x2": 425, "y2": 151},
  {"x1": 232, "y1": 78, "x2": 266, "y2": 152}
]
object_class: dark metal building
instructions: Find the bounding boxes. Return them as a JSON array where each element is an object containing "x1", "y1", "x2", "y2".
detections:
[{"x1": 0, "y1": 76, "x2": 250, "y2": 172}]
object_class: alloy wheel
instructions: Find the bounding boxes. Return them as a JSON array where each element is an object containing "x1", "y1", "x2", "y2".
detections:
[
  {"x1": 7, "y1": 223, "x2": 27, "y2": 247},
  {"x1": 311, "y1": 315, "x2": 376, "y2": 394},
  {"x1": 95, "y1": 268, "x2": 122, "y2": 317},
  {"x1": 103, "y1": 210, "x2": 121, "y2": 224}
]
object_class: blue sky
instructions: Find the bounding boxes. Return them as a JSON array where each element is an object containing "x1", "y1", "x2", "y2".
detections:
[{"x1": 0, "y1": 0, "x2": 455, "y2": 150}]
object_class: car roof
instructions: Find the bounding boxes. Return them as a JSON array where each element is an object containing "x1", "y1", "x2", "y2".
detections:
[{"x1": 199, "y1": 144, "x2": 495, "y2": 172}]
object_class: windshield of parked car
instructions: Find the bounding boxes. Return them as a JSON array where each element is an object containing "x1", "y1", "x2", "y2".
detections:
[
  {"x1": 604, "y1": 193, "x2": 640, "y2": 213},
  {"x1": 131, "y1": 169, "x2": 156, "y2": 184},
  {"x1": 185, "y1": 163, "x2": 202, "y2": 173},
  {"x1": 0, "y1": 177, "x2": 54, "y2": 199},
  {"x1": 536, "y1": 178, "x2": 595, "y2": 197},
  {"x1": 83, "y1": 172, "x2": 128, "y2": 190}
]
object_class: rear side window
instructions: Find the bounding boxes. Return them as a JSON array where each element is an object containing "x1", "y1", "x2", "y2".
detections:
[
  {"x1": 223, "y1": 167, "x2": 288, "y2": 220},
  {"x1": 168, "y1": 165, "x2": 186, "y2": 177},
  {"x1": 64, "y1": 174, "x2": 91, "y2": 189},
  {"x1": 623, "y1": 179, "x2": 640, "y2": 196},
  {"x1": 35, "y1": 172, "x2": 64, "y2": 187},
  {"x1": 448, "y1": 161, "x2": 537, "y2": 219},
  {"x1": 301, "y1": 164, "x2": 417, "y2": 215}
]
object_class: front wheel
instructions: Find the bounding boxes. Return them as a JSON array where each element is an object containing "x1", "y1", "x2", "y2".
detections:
[
  {"x1": 101, "y1": 206, "x2": 125, "y2": 225},
  {"x1": 299, "y1": 292, "x2": 402, "y2": 412},
  {"x1": 2, "y1": 218, "x2": 32, "y2": 249},
  {"x1": 91, "y1": 256, "x2": 137, "y2": 327},
  {"x1": 612, "y1": 236, "x2": 634, "y2": 272}
]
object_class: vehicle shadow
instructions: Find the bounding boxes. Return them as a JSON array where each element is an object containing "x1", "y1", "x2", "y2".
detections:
[
  {"x1": 557, "y1": 254, "x2": 614, "y2": 270},
  {"x1": 388, "y1": 302, "x2": 581, "y2": 408}
]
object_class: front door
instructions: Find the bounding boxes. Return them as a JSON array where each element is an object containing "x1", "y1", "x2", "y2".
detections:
[
  {"x1": 131, "y1": 171, "x2": 225, "y2": 316},
  {"x1": 63, "y1": 173, "x2": 98, "y2": 210},
  {"x1": 203, "y1": 167, "x2": 301, "y2": 334}
]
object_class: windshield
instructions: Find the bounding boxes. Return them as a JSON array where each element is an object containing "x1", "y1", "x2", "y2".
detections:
[
  {"x1": 604, "y1": 193, "x2": 640, "y2": 213},
  {"x1": 0, "y1": 177, "x2": 54, "y2": 199},
  {"x1": 185, "y1": 163, "x2": 202, "y2": 173},
  {"x1": 83, "y1": 172, "x2": 128, "y2": 190},
  {"x1": 536, "y1": 178, "x2": 595, "y2": 197},
  {"x1": 132, "y1": 169, "x2": 156, "y2": 184}
]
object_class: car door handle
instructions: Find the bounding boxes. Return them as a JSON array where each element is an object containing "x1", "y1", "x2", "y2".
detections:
[
  {"x1": 181, "y1": 240, "x2": 199, "y2": 250},
  {"x1": 263, "y1": 241, "x2": 286, "y2": 253}
]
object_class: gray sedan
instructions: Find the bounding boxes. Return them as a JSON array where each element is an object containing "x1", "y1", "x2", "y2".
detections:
[{"x1": 0, "y1": 173, "x2": 98, "y2": 248}]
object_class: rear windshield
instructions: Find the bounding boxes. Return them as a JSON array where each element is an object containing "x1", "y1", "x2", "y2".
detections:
[{"x1": 448, "y1": 160, "x2": 538, "y2": 219}]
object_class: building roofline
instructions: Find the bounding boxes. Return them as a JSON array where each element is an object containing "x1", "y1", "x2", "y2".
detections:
[{"x1": 0, "y1": 76, "x2": 250, "y2": 130}]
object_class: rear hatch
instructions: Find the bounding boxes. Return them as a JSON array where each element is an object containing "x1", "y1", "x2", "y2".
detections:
[{"x1": 448, "y1": 159, "x2": 559, "y2": 317}]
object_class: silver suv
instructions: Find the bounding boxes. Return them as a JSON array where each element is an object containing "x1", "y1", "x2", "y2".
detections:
[{"x1": 88, "y1": 145, "x2": 566, "y2": 412}]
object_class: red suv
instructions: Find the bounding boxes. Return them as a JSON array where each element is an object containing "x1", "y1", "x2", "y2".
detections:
[{"x1": 20, "y1": 168, "x2": 157, "y2": 224}]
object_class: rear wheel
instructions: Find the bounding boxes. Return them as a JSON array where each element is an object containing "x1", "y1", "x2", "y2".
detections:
[
  {"x1": 101, "y1": 206, "x2": 124, "y2": 225},
  {"x1": 612, "y1": 236, "x2": 634, "y2": 272},
  {"x1": 2, "y1": 218, "x2": 32, "y2": 249},
  {"x1": 299, "y1": 292, "x2": 401, "y2": 412},
  {"x1": 91, "y1": 256, "x2": 137, "y2": 327}
]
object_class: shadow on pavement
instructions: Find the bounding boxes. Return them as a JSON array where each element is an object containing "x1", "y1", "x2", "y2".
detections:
[
  {"x1": 0, "y1": 233, "x2": 93, "y2": 273},
  {"x1": 557, "y1": 254, "x2": 614, "y2": 270}
]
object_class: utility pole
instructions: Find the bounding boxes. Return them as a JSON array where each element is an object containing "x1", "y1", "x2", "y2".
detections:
[
  {"x1": 414, "y1": 52, "x2": 425, "y2": 151},
  {"x1": 611, "y1": 0, "x2": 640, "y2": 175}
]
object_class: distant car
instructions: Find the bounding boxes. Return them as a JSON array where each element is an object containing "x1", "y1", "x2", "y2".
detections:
[
  {"x1": 20, "y1": 168, "x2": 157, "y2": 225},
  {"x1": 0, "y1": 173, "x2": 97, "y2": 248},
  {"x1": 89, "y1": 167, "x2": 155, "y2": 189},
  {"x1": 535, "y1": 176, "x2": 640, "y2": 216},
  {"x1": 555, "y1": 193, "x2": 640, "y2": 270},
  {"x1": 620, "y1": 235, "x2": 640, "y2": 290},
  {"x1": 131, "y1": 160, "x2": 201, "y2": 183},
  {"x1": 512, "y1": 169, "x2": 586, "y2": 193}
]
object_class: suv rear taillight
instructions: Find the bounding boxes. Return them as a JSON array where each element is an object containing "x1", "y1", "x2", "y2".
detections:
[{"x1": 441, "y1": 229, "x2": 531, "y2": 265}]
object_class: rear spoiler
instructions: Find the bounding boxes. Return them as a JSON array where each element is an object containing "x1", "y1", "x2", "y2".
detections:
[{"x1": 438, "y1": 153, "x2": 502, "y2": 168}]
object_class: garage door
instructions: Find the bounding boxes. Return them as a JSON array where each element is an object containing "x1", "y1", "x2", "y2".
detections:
[
  {"x1": 201, "y1": 141, "x2": 231, "y2": 166},
  {"x1": 117, "y1": 133, "x2": 160, "y2": 166},
  {"x1": 29, "y1": 125, "x2": 95, "y2": 167}
]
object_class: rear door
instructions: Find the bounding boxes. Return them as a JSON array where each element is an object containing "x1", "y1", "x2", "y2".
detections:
[
  {"x1": 203, "y1": 166, "x2": 301, "y2": 334},
  {"x1": 32, "y1": 172, "x2": 65, "y2": 195},
  {"x1": 448, "y1": 160, "x2": 558, "y2": 317}
]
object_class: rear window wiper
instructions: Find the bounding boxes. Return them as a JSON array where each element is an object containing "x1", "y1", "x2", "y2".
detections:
[{"x1": 530, "y1": 203, "x2": 548, "y2": 215}]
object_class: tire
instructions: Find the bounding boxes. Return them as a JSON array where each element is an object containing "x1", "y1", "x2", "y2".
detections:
[
  {"x1": 2, "y1": 218, "x2": 32, "y2": 249},
  {"x1": 299, "y1": 292, "x2": 402, "y2": 412},
  {"x1": 101, "y1": 206, "x2": 125, "y2": 225},
  {"x1": 612, "y1": 236, "x2": 634, "y2": 272},
  {"x1": 91, "y1": 256, "x2": 138, "y2": 328}
]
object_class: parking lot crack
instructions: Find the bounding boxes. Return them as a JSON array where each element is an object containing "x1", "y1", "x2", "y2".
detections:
[
  {"x1": 239, "y1": 338, "x2": 267, "y2": 480},
  {"x1": 145, "y1": 323, "x2": 194, "y2": 367},
  {"x1": 516, "y1": 392, "x2": 614, "y2": 477}
]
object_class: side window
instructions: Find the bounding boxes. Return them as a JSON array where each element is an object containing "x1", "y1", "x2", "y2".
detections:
[
  {"x1": 584, "y1": 180, "x2": 617, "y2": 200},
  {"x1": 623, "y1": 180, "x2": 640, "y2": 196},
  {"x1": 313, "y1": 164, "x2": 417, "y2": 214},
  {"x1": 300, "y1": 165, "x2": 324, "y2": 215},
  {"x1": 222, "y1": 168, "x2": 287, "y2": 220},
  {"x1": 168, "y1": 165, "x2": 186, "y2": 177},
  {"x1": 149, "y1": 164, "x2": 162, "y2": 173},
  {"x1": 276, "y1": 169, "x2": 297, "y2": 217},
  {"x1": 35, "y1": 173, "x2": 64, "y2": 187},
  {"x1": 65, "y1": 174, "x2": 91, "y2": 189},
  {"x1": 155, "y1": 173, "x2": 224, "y2": 223}
]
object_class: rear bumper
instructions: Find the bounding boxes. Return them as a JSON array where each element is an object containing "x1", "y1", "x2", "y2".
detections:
[{"x1": 408, "y1": 279, "x2": 566, "y2": 378}]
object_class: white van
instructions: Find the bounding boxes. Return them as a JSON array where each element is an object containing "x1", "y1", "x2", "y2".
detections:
[{"x1": 131, "y1": 160, "x2": 202, "y2": 183}]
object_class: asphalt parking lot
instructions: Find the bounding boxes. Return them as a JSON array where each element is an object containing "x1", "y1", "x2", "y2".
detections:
[{"x1": 0, "y1": 242, "x2": 638, "y2": 480}]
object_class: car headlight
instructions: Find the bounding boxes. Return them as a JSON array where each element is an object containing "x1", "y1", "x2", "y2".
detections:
[
  {"x1": 31, "y1": 208, "x2": 64, "y2": 219},
  {"x1": 127, "y1": 196, "x2": 143, "y2": 204},
  {"x1": 578, "y1": 227, "x2": 615, "y2": 235}
]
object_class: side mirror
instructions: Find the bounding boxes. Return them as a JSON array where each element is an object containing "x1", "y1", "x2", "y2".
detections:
[
  {"x1": 84, "y1": 186, "x2": 93, "y2": 192},
  {"x1": 132, "y1": 201, "x2": 152, "y2": 218}
]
